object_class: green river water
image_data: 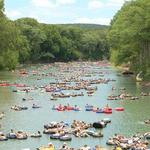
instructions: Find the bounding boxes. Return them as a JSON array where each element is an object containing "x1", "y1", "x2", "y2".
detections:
[{"x1": 0, "y1": 63, "x2": 150, "y2": 150}]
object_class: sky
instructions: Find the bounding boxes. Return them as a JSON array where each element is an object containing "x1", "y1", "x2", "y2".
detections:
[{"x1": 4, "y1": 0, "x2": 126, "y2": 25}]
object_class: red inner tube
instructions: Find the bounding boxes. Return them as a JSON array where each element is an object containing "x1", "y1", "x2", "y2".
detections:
[{"x1": 115, "y1": 107, "x2": 124, "y2": 111}]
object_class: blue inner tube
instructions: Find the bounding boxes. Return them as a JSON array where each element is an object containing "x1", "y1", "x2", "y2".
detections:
[{"x1": 7, "y1": 133, "x2": 17, "y2": 139}]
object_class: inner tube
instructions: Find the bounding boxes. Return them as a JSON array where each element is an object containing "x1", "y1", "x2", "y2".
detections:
[
  {"x1": 32, "y1": 106, "x2": 41, "y2": 109},
  {"x1": 85, "y1": 105, "x2": 93, "y2": 111},
  {"x1": 91, "y1": 133, "x2": 103, "y2": 138},
  {"x1": 50, "y1": 134, "x2": 61, "y2": 139},
  {"x1": 59, "y1": 135, "x2": 72, "y2": 141},
  {"x1": 74, "y1": 108, "x2": 80, "y2": 111},
  {"x1": 0, "y1": 137, "x2": 8, "y2": 141},
  {"x1": 57, "y1": 108, "x2": 65, "y2": 111},
  {"x1": 96, "y1": 109, "x2": 104, "y2": 113},
  {"x1": 86, "y1": 130, "x2": 95, "y2": 136},
  {"x1": 43, "y1": 130, "x2": 56, "y2": 134},
  {"x1": 104, "y1": 109, "x2": 112, "y2": 114},
  {"x1": 115, "y1": 107, "x2": 124, "y2": 111},
  {"x1": 16, "y1": 134, "x2": 28, "y2": 140},
  {"x1": 145, "y1": 134, "x2": 150, "y2": 140},
  {"x1": 85, "y1": 108, "x2": 93, "y2": 111},
  {"x1": 6, "y1": 133, "x2": 17, "y2": 139},
  {"x1": 0, "y1": 83, "x2": 10, "y2": 86},
  {"x1": 93, "y1": 122, "x2": 106, "y2": 128},
  {"x1": 17, "y1": 136, "x2": 28, "y2": 140},
  {"x1": 20, "y1": 107, "x2": 28, "y2": 110},
  {"x1": 44, "y1": 124, "x2": 57, "y2": 129},
  {"x1": 67, "y1": 107, "x2": 74, "y2": 110},
  {"x1": 30, "y1": 134, "x2": 42, "y2": 138}
]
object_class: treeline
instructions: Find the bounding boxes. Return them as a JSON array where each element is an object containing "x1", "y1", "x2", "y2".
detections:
[
  {"x1": 108, "y1": 0, "x2": 150, "y2": 79},
  {"x1": 0, "y1": 0, "x2": 109, "y2": 70}
]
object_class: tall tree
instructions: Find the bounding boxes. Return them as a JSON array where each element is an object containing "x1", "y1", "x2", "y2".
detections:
[{"x1": 108, "y1": 0, "x2": 150, "y2": 79}]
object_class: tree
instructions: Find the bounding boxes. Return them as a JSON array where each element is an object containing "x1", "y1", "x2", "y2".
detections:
[
  {"x1": 16, "y1": 18, "x2": 46, "y2": 62},
  {"x1": 0, "y1": 19, "x2": 20, "y2": 70},
  {"x1": 108, "y1": 0, "x2": 150, "y2": 79},
  {"x1": 81, "y1": 30, "x2": 109, "y2": 60},
  {"x1": 0, "y1": 0, "x2": 110, "y2": 69}
]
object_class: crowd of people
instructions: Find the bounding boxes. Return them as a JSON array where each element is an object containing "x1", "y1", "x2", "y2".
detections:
[
  {"x1": 0, "y1": 62, "x2": 149, "y2": 150},
  {"x1": 38, "y1": 142, "x2": 107, "y2": 150}
]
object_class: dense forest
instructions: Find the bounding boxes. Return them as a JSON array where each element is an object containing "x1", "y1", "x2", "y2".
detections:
[
  {"x1": 0, "y1": 0, "x2": 109, "y2": 70},
  {"x1": 0, "y1": 0, "x2": 150, "y2": 79},
  {"x1": 108, "y1": 0, "x2": 150, "y2": 79}
]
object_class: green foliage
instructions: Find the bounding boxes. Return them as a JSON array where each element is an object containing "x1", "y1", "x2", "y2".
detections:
[
  {"x1": 3, "y1": 50, "x2": 19, "y2": 70},
  {"x1": 17, "y1": 35, "x2": 30, "y2": 63},
  {"x1": 39, "y1": 52, "x2": 55, "y2": 62},
  {"x1": 0, "y1": 2, "x2": 31, "y2": 70},
  {"x1": 15, "y1": 19, "x2": 109, "y2": 63},
  {"x1": 108, "y1": 0, "x2": 150, "y2": 79},
  {"x1": 81, "y1": 30, "x2": 109, "y2": 60},
  {"x1": 0, "y1": 18, "x2": 21, "y2": 70},
  {"x1": 0, "y1": 0, "x2": 109, "y2": 70},
  {"x1": 145, "y1": 67, "x2": 150, "y2": 80},
  {"x1": 15, "y1": 18, "x2": 46, "y2": 61}
]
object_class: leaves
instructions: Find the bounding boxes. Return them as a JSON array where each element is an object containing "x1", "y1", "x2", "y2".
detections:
[
  {"x1": 0, "y1": 0, "x2": 109, "y2": 70},
  {"x1": 108, "y1": 0, "x2": 150, "y2": 78}
]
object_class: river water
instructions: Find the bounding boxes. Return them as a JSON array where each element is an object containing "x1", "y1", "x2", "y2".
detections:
[{"x1": 0, "y1": 62, "x2": 150, "y2": 150}]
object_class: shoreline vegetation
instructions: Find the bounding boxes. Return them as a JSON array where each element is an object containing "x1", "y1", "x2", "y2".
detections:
[
  {"x1": 0, "y1": 0, "x2": 150, "y2": 80},
  {"x1": 108, "y1": 0, "x2": 150, "y2": 80}
]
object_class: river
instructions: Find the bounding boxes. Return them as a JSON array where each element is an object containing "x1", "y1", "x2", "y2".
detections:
[{"x1": 0, "y1": 62, "x2": 150, "y2": 150}]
